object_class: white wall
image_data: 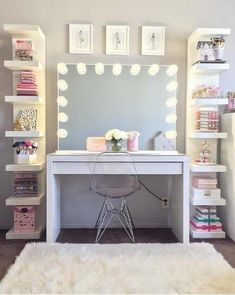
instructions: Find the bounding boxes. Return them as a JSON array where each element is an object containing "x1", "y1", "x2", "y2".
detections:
[{"x1": 0, "y1": 0, "x2": 235, "y2": 228}]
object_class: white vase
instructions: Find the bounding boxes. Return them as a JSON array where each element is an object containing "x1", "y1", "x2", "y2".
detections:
[{"x1": 16, "y1": 153, "x2": 37, "y2": 164}]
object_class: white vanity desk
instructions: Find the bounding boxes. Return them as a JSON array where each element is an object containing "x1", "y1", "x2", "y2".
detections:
[{"x1": 47, "y1": 150, "x2": 190, "y2": 243}]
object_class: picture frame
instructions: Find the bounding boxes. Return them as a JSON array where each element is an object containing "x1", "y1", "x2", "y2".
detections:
[
  {"x1": 106, "y1": 25, "x2": 129, "y2": 55},
  {"x1": 69, "y1": 24, "x2": 93, "y2": 54},
  {"x1": 141, "y1": 26, "x2": 165, "y2": 56}
]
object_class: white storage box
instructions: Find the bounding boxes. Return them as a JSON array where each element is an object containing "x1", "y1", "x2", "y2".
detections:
[
  {"x1": 15, "y1": 153, "x2": 37, "y2": 164},
  {"x1": 191, "y1": 186, "x2": 221, "y2": 198}
]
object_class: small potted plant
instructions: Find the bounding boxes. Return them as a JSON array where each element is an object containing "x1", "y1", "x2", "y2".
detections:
[
  {"x1": 13, "y1": 140, "x2": 38, "y2": 164},
  {"x1": 105, "y1": 129, "x2": 127, "y2": 152}
]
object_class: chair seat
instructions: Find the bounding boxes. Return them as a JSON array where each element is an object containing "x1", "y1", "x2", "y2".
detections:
[{"x1": 95, "y1": 185, "x2": 138, "y2": 198}]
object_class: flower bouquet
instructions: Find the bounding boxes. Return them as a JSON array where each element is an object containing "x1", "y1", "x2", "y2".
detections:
[
  {"x1": 105, "y1": 129, "x2": 127, "y2": 152},
  {"x1": 13, "y1": 140, "x2": 38, "y2": 164}
]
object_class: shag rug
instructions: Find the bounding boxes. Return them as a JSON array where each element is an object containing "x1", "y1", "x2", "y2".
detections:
[{"x1": 1, "y1": 243, "x2": 235, "y2": 294}]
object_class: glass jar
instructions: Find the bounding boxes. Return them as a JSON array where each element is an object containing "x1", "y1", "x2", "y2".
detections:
[{"x1": 106, "y1": 140, "x2": 123, "y2": 152}]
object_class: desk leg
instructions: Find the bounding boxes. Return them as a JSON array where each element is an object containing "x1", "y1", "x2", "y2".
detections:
[
  {"x1": 170, "y1": 162, "x2": 190, "y2": 243},
  {"x1": 47, "y1": 160, "x2": 61, "y2": 243}
]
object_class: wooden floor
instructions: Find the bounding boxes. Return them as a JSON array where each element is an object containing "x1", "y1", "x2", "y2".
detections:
[{"x1": 1, "y1": 228, "x2": 235, "y2": 281}]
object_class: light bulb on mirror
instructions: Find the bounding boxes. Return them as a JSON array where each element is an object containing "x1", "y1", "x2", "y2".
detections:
[
  {"x1": 57, "y1": 96, "x2": 68, "y2": 107},
  {"x1": 112, "y1": 63, "x2": 122, "y2": 76},
  {"x1": 166, "y1": 97, "x2": 178, "y2": 108},
  {"x1": 57, "y1": 128, "x2": 68, "y2": 138},
  {"x1": 57, "y1": 63, "x2": 68, "y2": 75},
  {"x1": 77, "y1": 63, "x2": 87, "y2": 75},
  {"x1": 166, "y1": 81, "x2": 178, "y2": 92},
  {"x1": 58, "y1": 112, "x2": 68, "y2": 123},
  {"x1": 95, "y1": 63, "x2": 104, "y2": 75},
  {"x1": 130, "y1": 64, "x2": 141, "y2": 76},
  {"x1": 165, "y1": 113, "x2": 177, "y2": 123},
  {"x1": 165, "y1": 130, "x2": 177, "y2": 139},
  {"x1": 58, "y1": 79, "x2": 68, "y2": 91},
  {"x1": 166, "y1": 64, "x2": 178, "y2": 77},
  {"x1": 148, "y1": 64, "x2": 160, "y2": 76}
]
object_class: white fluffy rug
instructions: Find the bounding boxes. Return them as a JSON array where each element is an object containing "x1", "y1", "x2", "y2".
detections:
[{"x1": 1, "y1": 243, "x2": 235, "y2": 294}]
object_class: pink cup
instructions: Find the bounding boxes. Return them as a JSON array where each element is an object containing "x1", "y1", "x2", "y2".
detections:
[{"x1": 127, "y1": 131, "x2": 140, "y2": 152}]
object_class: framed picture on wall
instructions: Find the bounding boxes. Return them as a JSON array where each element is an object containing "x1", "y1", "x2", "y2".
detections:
[
  {"x1": 106, "y1": 25, "x2": 129, "y2": 55},
  {"x1": 69, "y1": 24, "x2": 93, "y2": 54},
  {"x1": 141, "y1": 26, "x2": 165, "y2": 56}
]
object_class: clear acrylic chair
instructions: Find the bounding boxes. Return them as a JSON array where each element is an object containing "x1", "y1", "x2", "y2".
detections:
[{"x1": 89, "y1": 151, "x2": 140, "y2": 243}]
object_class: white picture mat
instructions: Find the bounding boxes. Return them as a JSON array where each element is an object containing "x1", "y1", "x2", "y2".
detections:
[
  {"x1": 106, "y1": 25, "x2": 129, "y2": 55},
  {"x1": 69, "y1": 24, "x2": 93, "y2": 54},
  {"x1": 142, "y1": 26, "x2": 165, "y2": 56}
]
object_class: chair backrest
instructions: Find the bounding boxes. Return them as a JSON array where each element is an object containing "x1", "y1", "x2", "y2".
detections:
[{"x1": 89, "y1": 151, "x2": 140, "y2": 198}]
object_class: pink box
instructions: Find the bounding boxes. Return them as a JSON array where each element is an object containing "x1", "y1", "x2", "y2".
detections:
[
  {"x1": 192, "y1": 176, "x2": 217, "y2": 189},
  {"x1": 86, "y1": 137, "x2": 107, "y2": 151},
  {"x1": 14, "y1": 206, "x2": 35, "y2": 232}
]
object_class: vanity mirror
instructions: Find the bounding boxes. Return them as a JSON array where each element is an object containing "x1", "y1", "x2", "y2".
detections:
[{"x1": 57, "y1": 63, "x2": 178, "y2": 150}]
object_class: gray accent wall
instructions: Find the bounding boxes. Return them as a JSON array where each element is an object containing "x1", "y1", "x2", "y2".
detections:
[{"x1": 0, "y1": 0, "x2": 235, "y2": 228}]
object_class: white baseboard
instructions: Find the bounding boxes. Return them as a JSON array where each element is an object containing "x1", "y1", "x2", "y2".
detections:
[
  {"x1": 61, "y1": 223, "x2": 170, "y2": 229},
  {"x1": 0, "y1": 224, "x2": 170, "y2": 230}
]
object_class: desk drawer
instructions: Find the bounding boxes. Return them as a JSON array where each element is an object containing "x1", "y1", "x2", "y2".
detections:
[{"x1": 53, "y1": 162, "x2": 182, "y2": 175}]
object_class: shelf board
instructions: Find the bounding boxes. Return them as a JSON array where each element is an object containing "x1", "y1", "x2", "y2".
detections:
[
  {"x1": 6, "y1": 193, "x2": 45, "y2": 206},
  {"x1": 5, "y1": 130, "x2": 44, "y2": 138},
  {"x1": 189, "y1": 132, "x2": 228, "y2": 139},
  {"x1": 4, "y1": 24, "x2": 44, "y2": 39},
  {"x1": 6, "y1": 225, "x2": 44, "y2": 240},
  {"x1": 191, "y1": 197, "x2": 226, "y2": 206},
  {"x1": 190, "y1": 227, "x2": 225, "y2": 239},
  {"x1": 4, "y1": 60, "x2": 43, "y2": 71},
  {"x1": 190, "y1": 164, "x2": 227, "y2": 173},
  {"x1": 5, "y1": 96, "x2": 44, "y2": 105},
  {"x1": 6, "y1": 163, "x2": 45, "y2": 172},
  {"x1": 189, "y1": 98, "x2": 228, "y2": 106},
  {"x1": 191, "y1": 63, "x2": 230, "y2": 75},
  {"x1": 189, "y1": 28, "x2": 231, "y2": 41}
]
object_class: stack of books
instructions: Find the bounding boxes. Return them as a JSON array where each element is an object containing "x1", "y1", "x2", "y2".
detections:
[
  {"x1": 190, "y1": 206, "x2": 223, "y2": 233},
  {"x1": 13, "y1": 173, "x2": 39, "y2": 197},
  {"x1": 16, "y1": 71, "x2": 38, "y2": 96}
]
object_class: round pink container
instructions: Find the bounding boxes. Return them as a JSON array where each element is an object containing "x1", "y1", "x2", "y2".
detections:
[{"x1": 127, "y1": 131, "x2": 140, "y2": 152}]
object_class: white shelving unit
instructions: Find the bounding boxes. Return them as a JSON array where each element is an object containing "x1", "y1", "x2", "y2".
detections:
[
  {"x1": 190, "y1": 164, "x2": 227, "y2": 173},
  {"x1": 190, "y1": 228, "x2": 226, "y2": 239},
  {"x1": 6, "y1": 193, "x2": 45, "y2": 206},
  {"x1": 191, "y1": 197, "x2": 226, "y2": 206},
  {"x1": 220, "y1": 113, "x2": 235, "y2": 241},
  {"x1": 6, "y1": 225, "x2": 44, "y2": 240},
  {"x1": 189, "y1": 132, "x2": 228, "y2": 139},
  {"x1": 5, "y1": 130, "x2": 44, "y2": 138},
  {"x1": 5, "y1": 96, "x2": 44, "y2": 105},
  {"x1": 189, "y1": 98, "x2": 228, "y2": 106},
  {"x1": 191, "y1": 63, "x2": 230, "y2": 75},
  {"x1": 186, "y1": 28, "x2": 231, "y2": 239},
  {"x1": 6, "y1": 163, "x2": 45, "y2": 172},
  {"x1": 4, "y1": 60, "x2": 43, "y2": 71},
  {"x1": 4, "y1": 24, "x2": 46, "y2": 239}
]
